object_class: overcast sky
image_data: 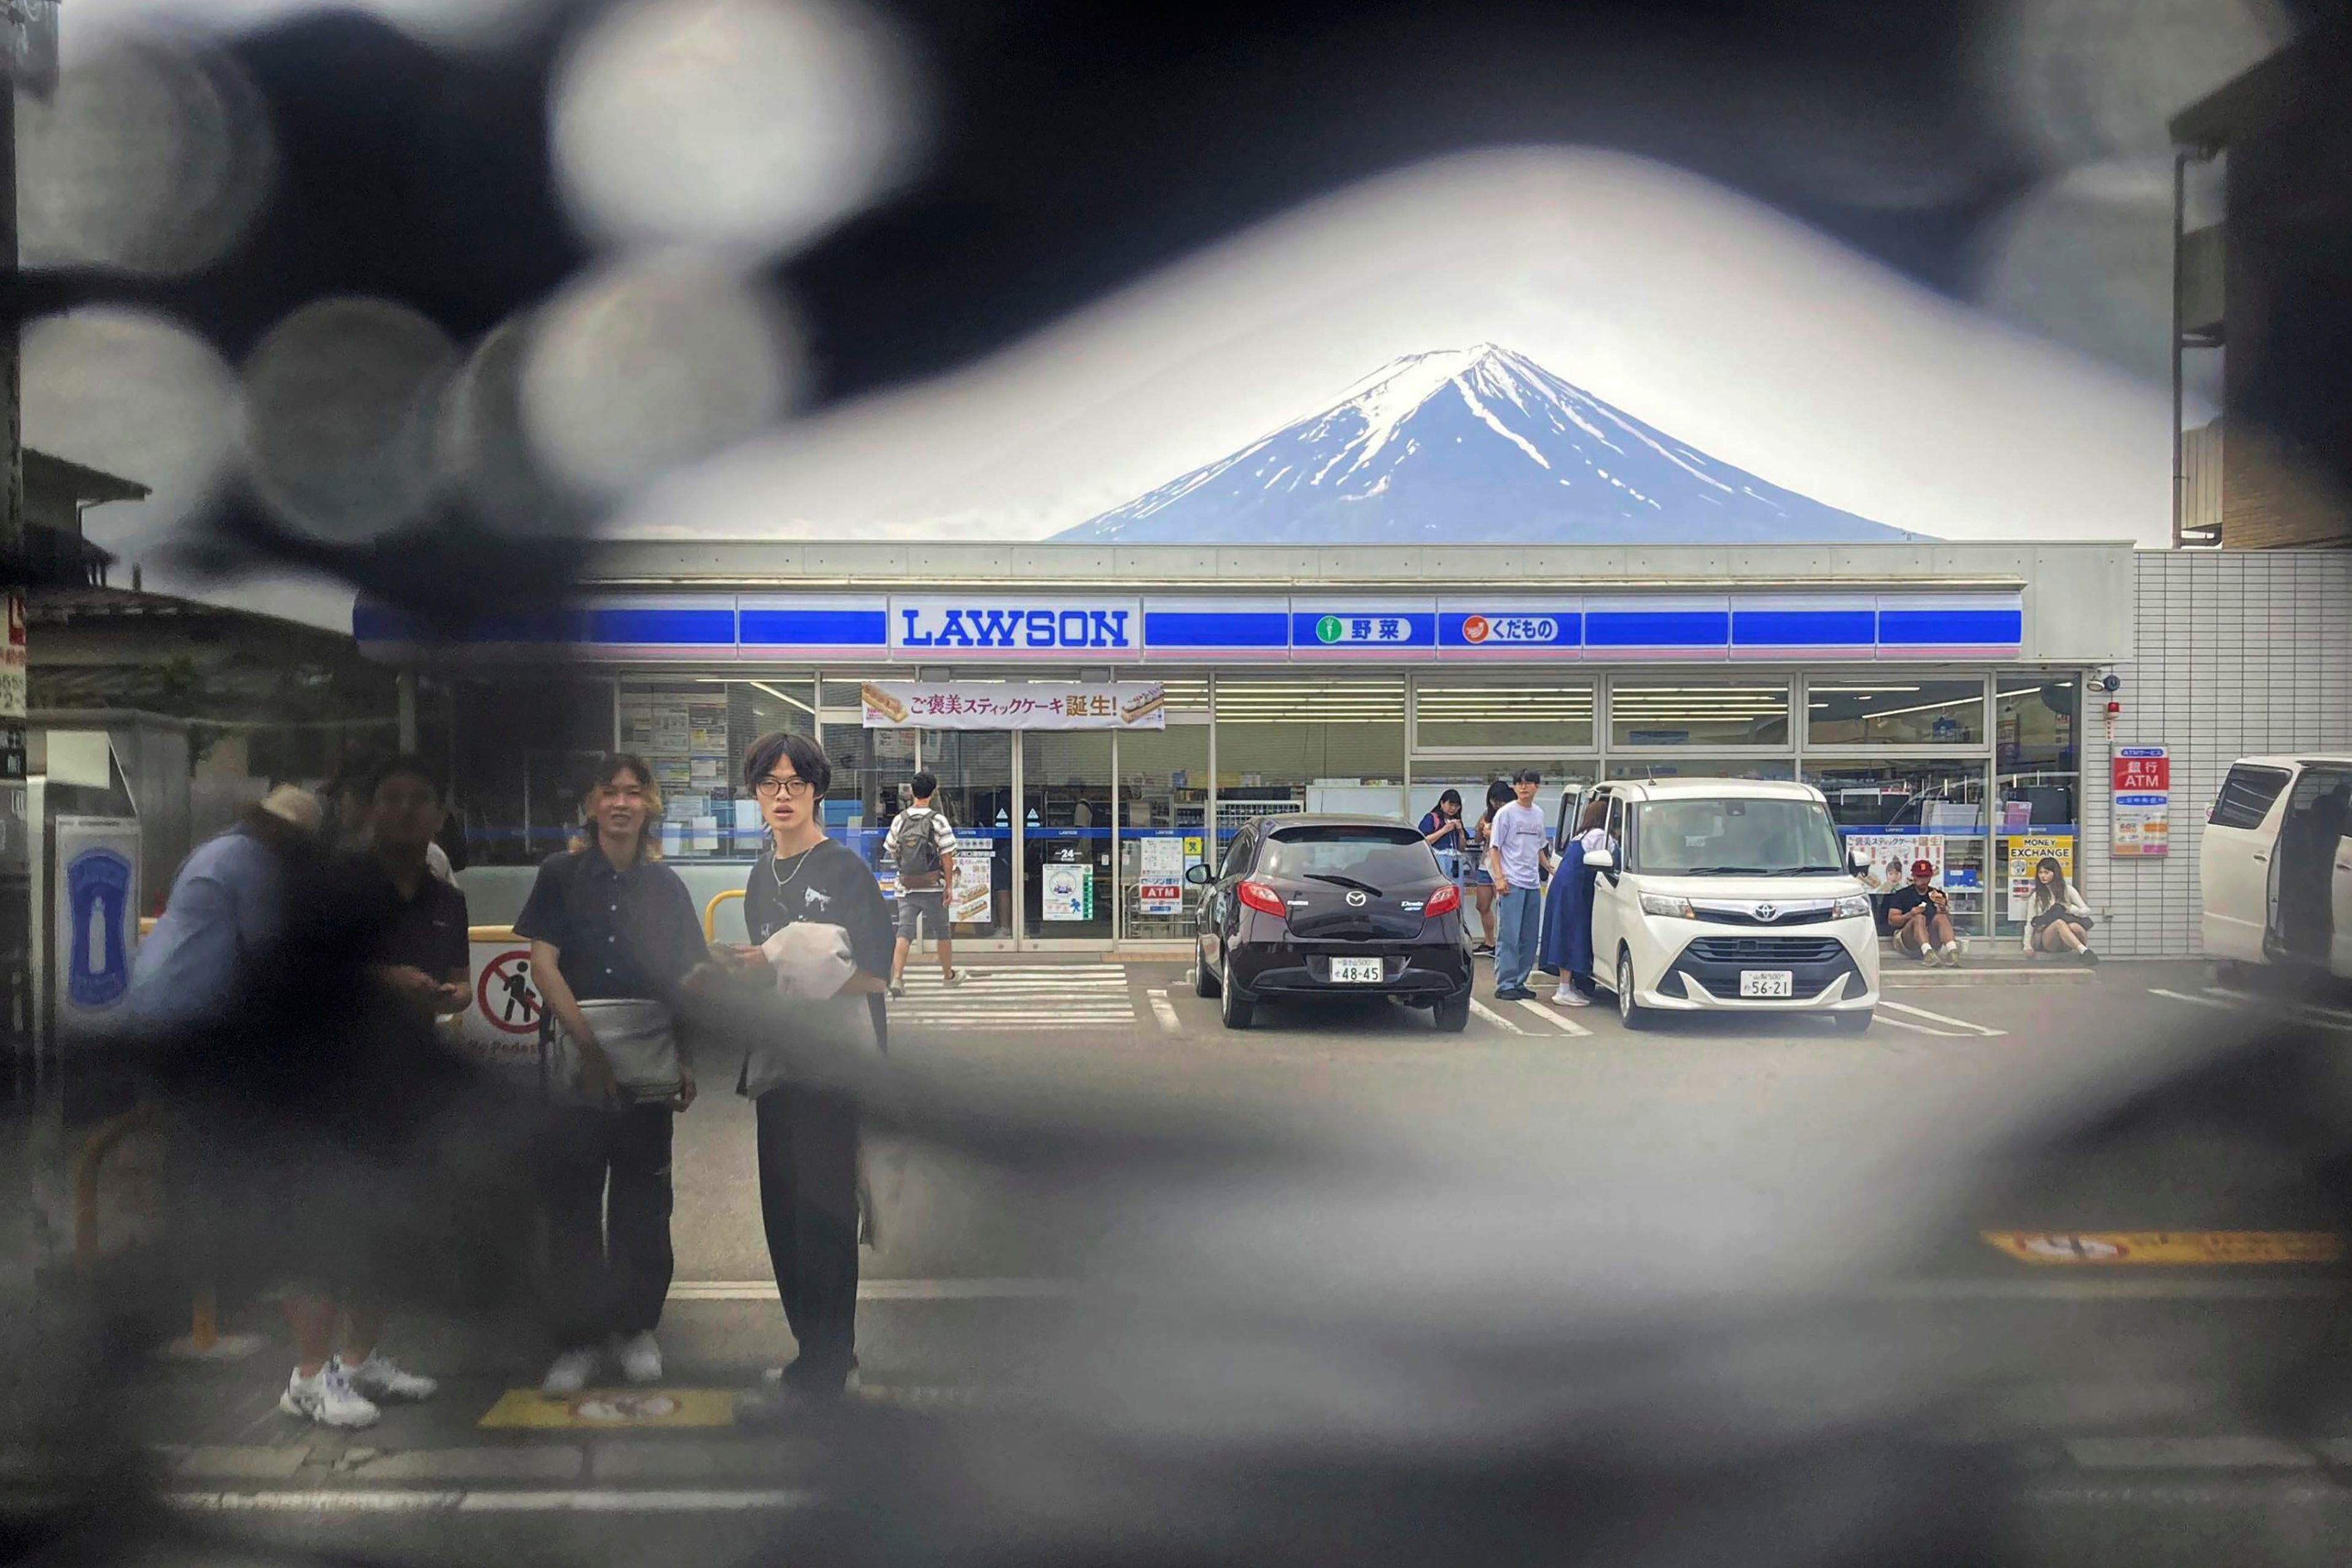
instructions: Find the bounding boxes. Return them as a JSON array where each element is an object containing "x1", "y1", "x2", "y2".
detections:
[{"x1": 41, "y1": 146, "x2": 2178, "y2": 632}]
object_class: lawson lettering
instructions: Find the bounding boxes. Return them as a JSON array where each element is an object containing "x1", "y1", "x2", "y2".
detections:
[{"x1": 895, "y1": 605, "x2": 1134, "y2": 650}]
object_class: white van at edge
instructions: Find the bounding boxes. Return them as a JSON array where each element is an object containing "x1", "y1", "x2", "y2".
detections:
[
  {"x1": 1583, "y1": 778, "x2": 1881, "y2": 1033},
  {"x1": 2201, "y1": 755, "x2": 2352, "y2": 980}
]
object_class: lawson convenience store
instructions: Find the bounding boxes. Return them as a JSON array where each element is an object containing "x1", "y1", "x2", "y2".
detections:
[{"x1": 362, "y1": 538, "x2": 2132, "y2": 952}]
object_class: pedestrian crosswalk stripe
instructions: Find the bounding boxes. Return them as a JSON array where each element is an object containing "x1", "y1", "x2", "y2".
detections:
[{"x1": 889, "y1": 966, "x2": 1142, "y2": 1030}]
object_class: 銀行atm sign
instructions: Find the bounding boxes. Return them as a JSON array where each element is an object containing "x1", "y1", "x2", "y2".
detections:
[{"x1": 2113, "y1": 748, "x2": 2170, "y2": 793}]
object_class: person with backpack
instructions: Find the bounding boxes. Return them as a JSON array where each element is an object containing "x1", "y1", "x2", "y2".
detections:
[{"x1": 885, "y1": 770, "x2": 962, "y2": 998}]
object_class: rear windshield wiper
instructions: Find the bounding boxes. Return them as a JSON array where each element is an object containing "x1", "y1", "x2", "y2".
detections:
[{"x1": 1303, "y1": 874, "x2": 1385, "y2": 896}]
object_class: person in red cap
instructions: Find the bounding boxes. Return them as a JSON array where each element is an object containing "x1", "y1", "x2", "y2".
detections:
[{"x1": 1879, "y1": 858, "x2": 1961, "y2": 967}]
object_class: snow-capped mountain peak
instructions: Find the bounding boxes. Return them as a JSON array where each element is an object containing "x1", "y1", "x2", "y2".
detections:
[{"x1": 1056, "y1": 345, "x2": 1915, "y2": 545}]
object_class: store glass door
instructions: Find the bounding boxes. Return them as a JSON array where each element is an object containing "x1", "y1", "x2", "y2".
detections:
[
  {"x1": 922, "y1": 731, "x2": 1014, "y2": 943},
  {"x1": 1022, "y1": 731, "x2": 1115, "y2": 942}
]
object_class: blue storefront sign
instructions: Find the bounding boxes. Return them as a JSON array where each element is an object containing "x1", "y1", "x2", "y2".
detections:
[
  {"x1": 356, "y1": 589, "x2": 2026, "y2": 664},
  {"x1": 891, "y1": 597, "x2": 1140, "y2": 654}
]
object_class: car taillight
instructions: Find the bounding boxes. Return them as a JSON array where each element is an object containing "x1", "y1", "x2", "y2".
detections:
[
  {"x1": 1424, "y1": 883, "x2": 1462, "y2": 917},
  {"x1": 1237, "y1": 880, "x2": 1288, "y2": 918}
]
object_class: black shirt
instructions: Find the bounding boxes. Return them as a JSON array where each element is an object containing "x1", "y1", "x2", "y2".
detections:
[
  {"x1": 743, "y1": 836, "x2": 895, "y2": 1045},
  {"x1": 1880, "y1": 884, "x2": 1944, "y2": 933},
  {"x1": 513, "y1": 843, "x2": 708, "y2": 1003},
  {"x1": 340, "y1": 852, "x2": 470, "y2": 978}
]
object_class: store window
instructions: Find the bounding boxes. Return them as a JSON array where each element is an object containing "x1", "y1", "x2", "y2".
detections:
[
  {"x1": 1608, "y1": 681, "x2": 1789, "y2": 748},
  {"x1": 1994, "y1": 675, "x2": 2081, "y2": 941},
  {"x1": 1805, "y1": 758, "x2": 1990, "y2": 936},
  {"x1": 1024, "y1": 731, "x2": 1114, "y2": 941},
  {"x1": 448, "y1": 675, "x2": 615, "y2": 864},
  {"x1": 1606, "y1": 757, "x2": 1796, "y2": 782},
  {"x1": 1412, "y1": 675, "x2": 1594, "y2": 751},
  {"x1": 1213, "y1": 675, "x2": 1407, "y2": 853},
  {"x1": 1807, "y1": 678, "x2": 1985, "y2": 747},
  {"x1": 1116, "y1": 725, "x2": 1211, "y2": 940},
  {"x1": 1409, "y1": 761, "x2": 1595, "y2": 869}
]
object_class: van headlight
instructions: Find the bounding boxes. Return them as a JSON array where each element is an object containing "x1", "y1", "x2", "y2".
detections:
[
  {"x1": 1832, "y1": 894, "x2": 1872, "y2": 920},
  {"x1": 1640, "y1": 893, "x2": 1697, "y2": 919}
]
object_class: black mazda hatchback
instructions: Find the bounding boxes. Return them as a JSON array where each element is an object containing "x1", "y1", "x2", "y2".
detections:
[{"x1": 1188, "y1": 815, "x2": 1473, "y2": 1031}]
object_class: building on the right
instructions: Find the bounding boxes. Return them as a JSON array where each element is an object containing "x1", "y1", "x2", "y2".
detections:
[{"x1": 2169, "y1": 31, "x2": 2352, "y2": 551}]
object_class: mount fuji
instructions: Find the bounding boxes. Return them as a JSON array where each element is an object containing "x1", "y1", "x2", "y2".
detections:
[{"x1": 1054, "y1": 345, "x2": 1918, "y2": 545}]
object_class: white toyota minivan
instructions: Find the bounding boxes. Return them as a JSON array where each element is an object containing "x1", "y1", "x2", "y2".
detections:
[
  {"x1": 2201, "y1": 755, "x2": 2352, "y2": 979},
  {"x1": 1581, "y1": 778, "x2": 1881, "y2": 1032}
]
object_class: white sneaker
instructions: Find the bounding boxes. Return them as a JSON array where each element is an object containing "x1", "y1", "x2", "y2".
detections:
[
  {"x1": 343, "y1": 1352, "x2": 436, "y2": 1403},
  {"x1": 615, "y1": 1330, "x2": 663, "y2": 1385},
  {"x1": 280, "y1": 1364, "x2": 380, "y2": 1429},
  {"x1": 1551, "y1": 985, "x2": 1591, "y2": 1007},
  {"x1": 541, "y1": 1348, "x2": 602, "y2": 1395}
]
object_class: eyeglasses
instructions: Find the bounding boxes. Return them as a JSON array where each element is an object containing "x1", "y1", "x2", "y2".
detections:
[{"x1": 753, "y1": 776, "x2": 816, "y2": 801}]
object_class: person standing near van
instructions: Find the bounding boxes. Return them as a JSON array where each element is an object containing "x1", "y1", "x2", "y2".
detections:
[
  {"x1": 886, "y1": 770, "x2": 961, "y2": 997},
  {"x1": 1488, "y1": 769, "x2": 1554, "y2": 1001},
  {"x1": 1881, "y1": 859, "x2": 1961, "y2": 968},
  {"x1": 515, "y1": 755, "x2": 710, "y2": 1395},
  {"x1": 1459, "y1": 781, "x2": 1512, "y2": 957}
]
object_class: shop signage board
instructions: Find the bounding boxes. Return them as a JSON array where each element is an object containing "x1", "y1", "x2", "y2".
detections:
[
  {"x1": 951, "y1": 836, "x2": 994, "y2": 924},
  {"x1": 1981, "y1": 1230, "x2": 2343, "y2": 1266},
  {"x1": 862, "y1": 680, "x2": 1166, "y2": 730},
  {"x1": 2005, "y1": 834, "x2": 2076, "y2": 920},
  {"x1": 52, "y1": 817, "x2": 139, "y2": 1036},
  {"x1": 1042, "y1": 863, "x2": 1093, "y2": 922},
  {"x1": 2112, "y1": 746, "x2": 2170, "y2": 857},
  {"x1": 1, "y1": 592, "x2": 26, "y2": 779},
  {"x1": 1849, "y1": 833, "x2": 1943, "y2": 893},
  {"x1": 1137, "y1": 835, "x2": 1185, "y2": 915},
  {"x1": 890, "y1": 597, "x2": 1140, "y2": 654}
]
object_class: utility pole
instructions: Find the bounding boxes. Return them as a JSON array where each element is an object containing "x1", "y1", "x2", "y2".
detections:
[{"x1": 2, "y1": 1, "x2": 58, "y2": 1104}]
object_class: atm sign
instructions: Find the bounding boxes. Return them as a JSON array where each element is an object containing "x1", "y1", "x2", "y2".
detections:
[{"x1": 1462, "y1": 615, "x2": 1560, "y2": 645}]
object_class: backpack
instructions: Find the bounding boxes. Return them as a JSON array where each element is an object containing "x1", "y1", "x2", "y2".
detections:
[{"x1": 895, "y1": 809, "x2": 946, "y2": 888}]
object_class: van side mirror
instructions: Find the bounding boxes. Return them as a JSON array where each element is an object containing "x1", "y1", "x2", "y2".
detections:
[
  {"x1": 1584, "y1": 848, "x2": 1616, "y2": 872},
  {"x1": 1848, "y1": 845, "x2": 1872, "y2": 871},
  {"x1": 1184, "y1": 864, "x2": 1211, "y2": 885}
]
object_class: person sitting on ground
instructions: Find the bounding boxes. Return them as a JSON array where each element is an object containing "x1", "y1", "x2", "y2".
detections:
[
  {"x1": 2022, "y1": 855, "x2": 2098, "y2": 965},
  {"x1": 1880, "y1": 859, "x2": 1961, "y2": 968}
]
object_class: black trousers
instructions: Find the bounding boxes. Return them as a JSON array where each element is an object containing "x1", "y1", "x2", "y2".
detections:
[
  {"x1": 755, "y1": 1085, "x2": 860, "y2": 1388},
  {"x1": 544, "y1": 1103, "x2": 676, "y2": 1351}
]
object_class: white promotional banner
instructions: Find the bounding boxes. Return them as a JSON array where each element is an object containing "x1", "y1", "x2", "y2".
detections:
[{"x1": 862, "y1": 680, "x2": 1167, "y2": 730}]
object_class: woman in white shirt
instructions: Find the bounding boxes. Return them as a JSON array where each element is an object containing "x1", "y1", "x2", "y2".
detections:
[{"x1": 2022, "y1": 856, "x2": 2097, "y2": 964}]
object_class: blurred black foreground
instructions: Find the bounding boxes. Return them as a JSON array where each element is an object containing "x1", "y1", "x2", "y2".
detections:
[{"x1": 8, "y1": 982, "x2": 2352, "y2": 1568}]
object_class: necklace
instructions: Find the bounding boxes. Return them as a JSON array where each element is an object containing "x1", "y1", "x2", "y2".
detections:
[{"x1": 767, "y1": 839, "x2": 821, "y2": 902}]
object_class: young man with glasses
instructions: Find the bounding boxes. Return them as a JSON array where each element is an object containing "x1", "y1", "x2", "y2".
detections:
[{"x1": 715, "y1": 732, "x2": 894, "y2": 1403}]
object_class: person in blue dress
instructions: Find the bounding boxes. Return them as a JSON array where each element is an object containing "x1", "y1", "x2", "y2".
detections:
[{"x1": 1537, "y1": 799, "x2": 1613, "y2": 1007}]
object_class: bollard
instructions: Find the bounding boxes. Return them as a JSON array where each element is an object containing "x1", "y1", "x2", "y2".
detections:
[{"x1": 704, "y1": 887, "x2": 746, "y2": 942}]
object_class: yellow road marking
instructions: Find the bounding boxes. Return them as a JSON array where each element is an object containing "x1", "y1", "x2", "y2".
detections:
[
  {"x1": 1982, "y1": 1230, "x2": 2345, "y2": 1266},
  {"x1": 478, "y1": 1389, "x2": 735, "y2": 1430}
]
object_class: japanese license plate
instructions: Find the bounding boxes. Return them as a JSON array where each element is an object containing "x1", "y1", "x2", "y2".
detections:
[
  {"x1": 1739, "y1": 970, "x2": 1794, "y2": 998},
  {"x1": 1330, "y1": 957, "x2": 1385, "y2": 984}
]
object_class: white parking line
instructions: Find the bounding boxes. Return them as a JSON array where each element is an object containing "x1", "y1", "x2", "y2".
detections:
[
  {"x1": 2204, "y1": 985, "x2": 2352, "y2": 1028},
  {"x1": 1148, "y1": 990, "x2": 1181, "y2": 1033},
  {"x1": 1874, "y1": 1014, "x2": 1967, "y2": 1037},
  {"x1": 1877, "y1": 998, "x2": 2006, "y2": 1038},
  {"x1": 1466, "y1": 998, "x2": 1527, "y2": 1034},
  {"x1": 2149, "y1": 987, "x2": 2242, "y2": 1015},
  {"x1": 1516, "y1": 998, "x2": 1594, "y2": 1036}
]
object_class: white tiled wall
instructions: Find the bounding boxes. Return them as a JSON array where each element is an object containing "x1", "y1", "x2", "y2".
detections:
[{"x1": 2087, "y1": 551, "x2": 2352, "y2": 957}]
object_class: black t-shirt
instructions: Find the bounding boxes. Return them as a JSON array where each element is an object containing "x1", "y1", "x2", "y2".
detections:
[
  {"x1": 338, "y1": 852, "x2": 470, "y2": 978},
  {"x1": 744, "y1": 836, "x2": 895, "y2": 1044},
  {"x1": 1880, "y1": 884, "x2": 1944, "y2": 932},
  {"x1": 513, "y1": 844, "x2": 707, "y2": 1003}
]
